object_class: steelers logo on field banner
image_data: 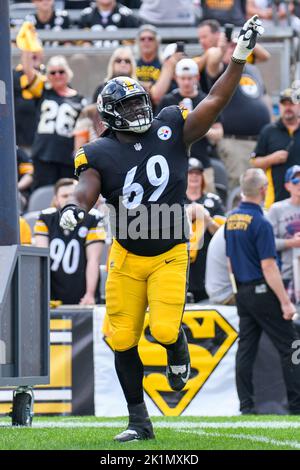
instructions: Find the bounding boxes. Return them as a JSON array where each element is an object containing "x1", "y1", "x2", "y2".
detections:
[
  {"x1": 104, "y1": 309, "x2": 238, "y2": 416},
  {"x1": 239, "y1": 75, "x2": 259, "y2": 99},
  {"x1": 157, "y1": 126, "x2": 172, "y2": 141}
]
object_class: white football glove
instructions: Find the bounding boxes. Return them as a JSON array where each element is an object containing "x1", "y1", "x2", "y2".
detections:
[
  {"x1": 232, "y1": 15, "x2": 264, "y2": 63},
  {"x1": 59, "y1": 204, "x2": 86, "y2": 231}
]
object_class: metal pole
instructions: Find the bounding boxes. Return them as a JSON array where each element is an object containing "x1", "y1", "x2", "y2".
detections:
[{"x1": 0, "y1": 0, "x2": 19, "y2": 245}]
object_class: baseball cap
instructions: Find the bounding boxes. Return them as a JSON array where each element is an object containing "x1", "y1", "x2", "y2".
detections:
[
  {"x1": 188, "y1": 158, "x2": 204, "y2": 172},
  {"x1": 285, "y1": 165, "x2": 300, "y2": 182},
  {"x1": 176, "y1": 58, "x2": 199, "y2": 77},
  {"x1": 279, "y1": 88, "x2": 294, "y2": 103}
]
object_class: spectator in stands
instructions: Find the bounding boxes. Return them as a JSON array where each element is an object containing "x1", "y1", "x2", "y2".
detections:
[
  {"x1": 92, "y1": 46, "x2": 137, "y2": 102},
  {"x1": 139, "y1": 0, "x2": 196, "y2": 25},
  {"x1": 205, "y1": 38, "x2": 271, "y2": 188},
  {"x1": 225, "y1": 168, "x2": 300, "y2": 415},
  {"x1": 156, "y1": 58, "x2": 224, "y2": 192},
  {"x1": 34, "y1": 178, "x2": 105, "y2": 305},
  {"x1": 74, "y1": 46, "x2": 136, "y2": 150},
  {"x1": 205, "y1": 225, "x2": 235, "y2": 305},
  {"x1": 201, "y1": 0, "x2": 248, "y2": 26},
  {"x1": 22, "y1": 52, "x2": 86, "y2": 188},
  {"x1": 25, "y1": 0, "x2": 71, "y2": 30},
  {"x1": 247, "y1": 0, "x2": 300, "y2": 32},
  {"x1": 186, "y1": 158, "x2": 225, "y2": 302},
  {"x1": 136, "y1": 25, "x2": 161, "y2": 94},
  {"x1": 251, "y1": 88, "x2": 300, "y2": 208},
  {"x1": 17, "y1": 147, "x2": 34, "y2": 209},
  {"x1": 79, "y1": 0, "x2": 141, "y2": 29},
  {"x1": 74, "y1": 104, "x2": 106, "y2": 151},
  {"x1": 268, "y1": 165, "x2": 300, "y2": 302},
  {"x1": 195, "y1": 19, "x2": 270, "y2": 93},
  {"x1": 13, "y1": 50, "x2": 45, "y2": 152}
]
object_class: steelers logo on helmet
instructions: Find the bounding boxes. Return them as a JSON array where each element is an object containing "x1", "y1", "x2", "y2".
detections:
[{"x1": 97, "y1": 76, "x2": 153, "y2": 133}]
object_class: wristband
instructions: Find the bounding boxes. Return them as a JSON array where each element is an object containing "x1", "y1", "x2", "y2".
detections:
[{"x1": 231, "y1": 56, "x2": 246, "y2": 65}]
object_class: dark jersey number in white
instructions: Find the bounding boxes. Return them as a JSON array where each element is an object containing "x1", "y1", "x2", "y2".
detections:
[
  {"x1": 50, "y1": 238, "x2": 80, "y2": 274},
  {"x1": 122, "y1": 154, "x2": 170, "y2": 209},
  {"x1": 37, "y1": 100, "x2": 78, "y2": 137}
]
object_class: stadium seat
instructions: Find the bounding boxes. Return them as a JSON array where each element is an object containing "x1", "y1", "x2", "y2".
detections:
[
  {"x1": 210, "y1": 157, "x2": 229, "y2": 204},
  {"x1": 23, "y1": 210, "x2": 40, "y2": 235},
  {"x1": 226, "y1": 186, "x2": 242, "y2": 213},
  {"x1": 27, "y1": 185, "x2": 55, "y2": 212}
]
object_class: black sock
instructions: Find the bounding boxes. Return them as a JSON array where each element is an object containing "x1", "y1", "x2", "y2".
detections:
[
  {"x1": 161, "y1": 327, "x2": 183, "y2": 352},
  {"x1": 115, "y1": 346, "x2": 144, "y2": 405}
]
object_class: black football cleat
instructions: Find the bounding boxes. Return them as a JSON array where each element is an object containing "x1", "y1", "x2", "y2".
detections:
[
  {"x1": 166, "y1": 327, "x2": 191, "y2": 391},
  {"x1": 114, "y1": 402, "x2": 155, "y2": 443}
]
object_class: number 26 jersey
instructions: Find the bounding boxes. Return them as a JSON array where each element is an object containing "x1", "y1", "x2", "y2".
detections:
[{"x1": 75, "y1": 106, "x2": 189, "y2": 256}]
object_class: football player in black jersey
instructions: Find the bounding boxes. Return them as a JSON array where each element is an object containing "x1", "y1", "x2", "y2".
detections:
[
  {"x1": 60, "y1": 16, "x2": 264, "y2": 442},
  {"x1": 35, "y1": 178, "x2": 105, "y2": 305}
]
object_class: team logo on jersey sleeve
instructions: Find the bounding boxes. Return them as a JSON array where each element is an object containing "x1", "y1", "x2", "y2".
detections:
[{"x1": 157, "y1": 126, "x2": 172, "y2": 141}]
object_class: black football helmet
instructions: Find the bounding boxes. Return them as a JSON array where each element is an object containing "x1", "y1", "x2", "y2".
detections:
[{"x1": 97, "y1": 76, "x2": 153, "y2": 133}]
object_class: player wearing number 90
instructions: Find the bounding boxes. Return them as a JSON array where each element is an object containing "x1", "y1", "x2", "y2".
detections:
[
  {"x1": 60, "y1": 16, "x2": 264, "y2": 442},
  {"x1": 34, "y1": 178, "x2": 105, "y2": 305}
]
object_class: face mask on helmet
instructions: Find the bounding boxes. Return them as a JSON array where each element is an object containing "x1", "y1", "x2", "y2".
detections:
[{"x1": 97, "y1": 78, "x2": 153, "y2": 133}]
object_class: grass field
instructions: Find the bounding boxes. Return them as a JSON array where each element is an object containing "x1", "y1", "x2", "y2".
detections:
[{"x1": 0, "y1": 415, "x2": 300, "y2": 450}]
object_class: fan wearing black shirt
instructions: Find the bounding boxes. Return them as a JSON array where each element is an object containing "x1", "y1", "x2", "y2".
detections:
[
  {"x1": 79, "y1": 0, "x2": 141, "y2": 29},
  {"x1": 25, "y1": 0, "x2": 70, "y2": 30}
]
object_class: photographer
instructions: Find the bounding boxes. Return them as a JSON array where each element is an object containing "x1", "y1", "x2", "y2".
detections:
[{"x1": 251, "y1": 88, "x2": 300, "y2": 208}]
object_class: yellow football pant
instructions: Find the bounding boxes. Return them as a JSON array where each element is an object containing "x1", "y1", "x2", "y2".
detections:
[{"x1": 105, "y1": 240, "x2": 189, "y2": 351}]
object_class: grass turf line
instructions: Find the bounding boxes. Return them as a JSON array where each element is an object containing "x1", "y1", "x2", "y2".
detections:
[{"x1": 0, "y1": 416, "x2": 299, "y2": 450}]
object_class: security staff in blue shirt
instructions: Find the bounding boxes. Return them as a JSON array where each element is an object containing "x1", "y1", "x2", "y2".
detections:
[{"x1": 225, "y1": 168, "x2": 300, "y2": 415}]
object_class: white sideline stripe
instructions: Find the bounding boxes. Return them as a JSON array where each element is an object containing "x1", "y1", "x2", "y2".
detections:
[
  {"x1": 0, "y1": 420, "x2": 300, "y2": 429},
  {"x1": 185, "y1": 429, "x2": 300, "y2": 450},
  {"x1": 0, "y1": 390, "x2": 71, "y2": 401},
  {"x1": 50, "y1": 332, "x2": 72, "y2": 343}
]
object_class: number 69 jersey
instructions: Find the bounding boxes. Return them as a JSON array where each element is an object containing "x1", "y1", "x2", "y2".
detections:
[
  {"x1": 75, "y1": 106, "x2": 189, "y2": 256},
  {"x1": 34, "y1": 207, "x2": 105, "y2": 304}
]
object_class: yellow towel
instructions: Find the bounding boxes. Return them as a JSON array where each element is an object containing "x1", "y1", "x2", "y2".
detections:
[{"x1": 16, "y1": 21, "x2": 43, "y2": 52}]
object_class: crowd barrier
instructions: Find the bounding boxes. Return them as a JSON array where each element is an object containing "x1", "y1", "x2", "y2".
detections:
[{"x1": 0, "y1": 304, "x2": 293, "y2": 416}]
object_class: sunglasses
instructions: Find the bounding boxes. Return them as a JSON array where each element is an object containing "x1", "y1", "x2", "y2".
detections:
[
  {"x1": 49, "y1": 70, "x2": 66, "y2": 76},
  {"x1": 290, "y1": 177, "x2": 300, "y2": 185},
  {"x1": 114, "y1": 58, "x2": 132, "y2": 64},
  {"x1": 140, "y1": 36, "x2": 155, "y2": 42}
]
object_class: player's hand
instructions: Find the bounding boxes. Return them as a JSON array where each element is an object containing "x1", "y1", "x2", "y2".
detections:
[
  {"x1": 232, "y1": 15, "x2": 264, "y2": 62},
  {"x1": 281, "y1": 301, "x2": 298, "y2": 321},
  {"x1": 59, "y1": 204, "x2": 86, "y2": 231},
  {"x1": 79, "y1": 292, "x2": 96, "y2": 305}
]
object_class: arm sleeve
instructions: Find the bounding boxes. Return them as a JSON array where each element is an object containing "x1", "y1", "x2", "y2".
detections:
[
  {"x1": 74, "y1": 146, "x2": 89, "y2": 177},
  {"x1": 255, "y1": 220, "x2": 277, "y2": 260},
  {"x1": 85, "y1": 215, "x2": 106, "y2": 246},
  {"x1": 26, "y1": 72, "x2": 45, "y2": 99},
  {"x1": 33, "y1": 214, "x2": 49, "y2": 237}
]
